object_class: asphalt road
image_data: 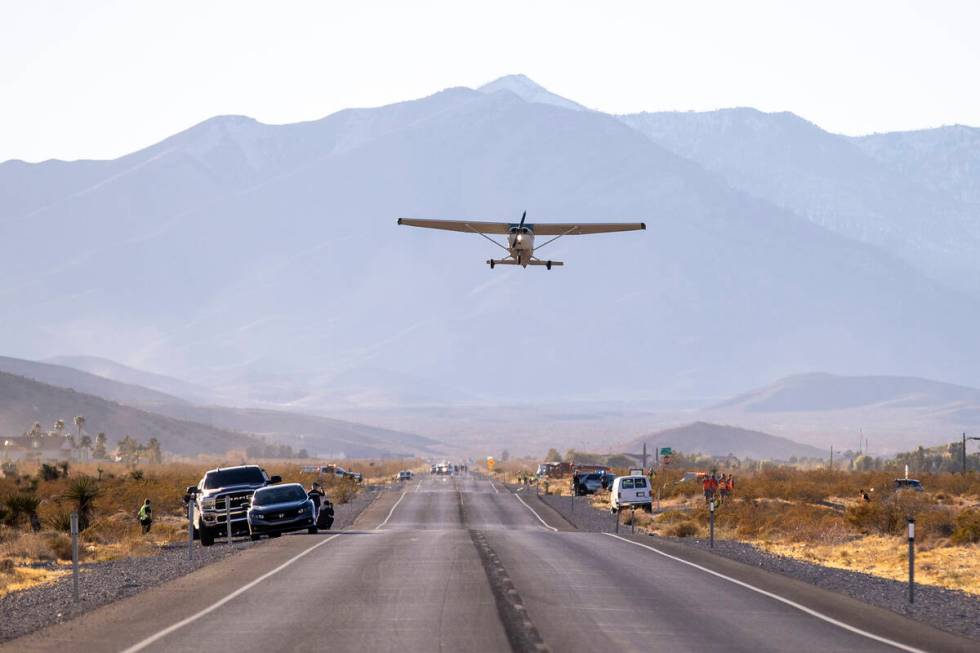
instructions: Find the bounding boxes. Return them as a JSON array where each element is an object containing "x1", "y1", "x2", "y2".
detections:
[{"x1": 4, "y1": 476, "x2": 974, "y2": 653}]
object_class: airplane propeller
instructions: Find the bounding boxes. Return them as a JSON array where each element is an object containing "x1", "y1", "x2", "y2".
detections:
[{"x1": 517, "y1": 211, "x2": 527, "y2": 243}]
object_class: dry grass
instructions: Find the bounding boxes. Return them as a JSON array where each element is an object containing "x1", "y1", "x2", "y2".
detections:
[
  {"x1": 588, "y1": 468, "x2": 980, "y2": 594},
  {"x1": 0, "y1": 457, "x2": 409, "y2": 595}
]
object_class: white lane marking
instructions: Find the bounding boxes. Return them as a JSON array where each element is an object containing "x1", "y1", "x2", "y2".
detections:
[
  {"x1": 513, "y1": 492, "x2": 558, "y2": 532},
  {"x1": 489, "y1": 480, "x2": 499, "y2": 494},
  {"x1": 375, "y1": 491, "x2": 407, "y2": 530},
  {"x1": 603, "y1": 534, "x2": 926, "y2": 653},
  {"x1": 416, "y1": 479, "x2": 422, "y2": 491},
  {"x1": 121, "y1": 533, "x2": 342, "y2": 653}
]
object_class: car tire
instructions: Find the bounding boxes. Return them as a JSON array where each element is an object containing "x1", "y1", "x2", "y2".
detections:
[
  {"x1": 643, "y1": 503, "x2": 653, "y2": 513},
  {"x1": 200, "y1": 524, "x2": 215, "y2": 547},
  {"x1": 308, "y1": 525, "x2": 318, "y2": 534},
  {"x1": 250, "y1": 533, "x2": 260, "y2": 541},
  {"x1": 269, "y1": 532, "x2": 282, "y2": 538},
  {"x1": 610, "y1": 507, "x2": 618, "y2": 514}
]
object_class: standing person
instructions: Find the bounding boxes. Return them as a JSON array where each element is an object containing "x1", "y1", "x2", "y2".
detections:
[
  {"x1": 719, "y1": 474, "x2": 731, "y2": 503},
  {"x1": 307, "y1": 482, "x2": 325, "y2": 523},
  {"x1": 702, "y1": 474, "x2": 714, "y2": 504},
  {"x1": 138, "y1": 499, "x2": 153, "y2": 534}
]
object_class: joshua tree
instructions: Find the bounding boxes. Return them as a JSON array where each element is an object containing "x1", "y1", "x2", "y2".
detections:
[
  {"x1": 63, "y1": 476, "x2": 101, "y2": 531},
  {"x1": 73, "y1": 416, "x2": 86, "y2": 440}
]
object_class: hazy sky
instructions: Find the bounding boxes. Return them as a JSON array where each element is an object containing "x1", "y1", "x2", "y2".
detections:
[{"x1": 2, "y1": 0, "x2": 978, "y2": 162}]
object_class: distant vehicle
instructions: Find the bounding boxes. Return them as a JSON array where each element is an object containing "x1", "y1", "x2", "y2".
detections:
[
  {"x1": 397, "y1": 470, "x2": 413, "y2": 481},
  {"x1": 347, "y1": 471, "x2": 363, "y2": 483},
  {"x1": 185, "y1": 465, "x2": 282, "y2": 546},
  {"x1": 610, "y1": 475, "x2": 653, "y2": 513},
  {"x1": 247, "y1": 483, "x2": 318, "y2": 539},
  {"x1": 537, "y1": 461, "x2": 572, "y2": 478},
  {"x1": 573, "y1": 473, "x2": 604, "y2": 496},
  {"x1": 398, "y1": 211, "x2": 645, "y2": 269},
  {"x1": 894, "y1": 478, "x2": 924, "y2": 492}
]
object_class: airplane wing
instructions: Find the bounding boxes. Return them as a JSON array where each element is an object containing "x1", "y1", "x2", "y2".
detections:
[
  {"x1": 530, "y1": 222, "x2": 646, "y2": 235},
  {"x1": 397, "y1": 218, "x2": 511, "y2": 234}
]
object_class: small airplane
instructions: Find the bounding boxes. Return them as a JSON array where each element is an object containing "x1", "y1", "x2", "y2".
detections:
[{"x1": 397, "y1": 211, "x2": 645, "y2": 269}]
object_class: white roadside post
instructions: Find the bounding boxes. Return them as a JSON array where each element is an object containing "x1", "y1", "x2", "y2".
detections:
[
  {"x1": 225, "y1": 498, "x2": 233, "y2": 543},
  {"x1": 709, "y1": 500, "x2": 716, "y2": 549},
  {"x1": 187, "y1": 501, "x2": 194, "y2": 560},
  {"x1": 70, "y1": 511, "x2": 80, "y2": 602},
  {"x1": 907, "y1": 516, "x2": 916, "y2": 604}
]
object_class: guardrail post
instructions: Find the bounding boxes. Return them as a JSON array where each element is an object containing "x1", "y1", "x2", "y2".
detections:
[
  {"x1": 70, "y1": 511, "x2": 79, "y2": 602},
  {"x1": 631, "y1": 506, "x2": 636, "y2": 534},
  {"x1": 225, "y1": 497, "x2": 232, "y2": 543},
  {"x1": 187, "y1": 501, "x2": 194, "y2": 560},
  {"x1": 615, "y1": 508, "x2": 620, "y2": 534},
  {"x1": 709, "y1": 500, "x2": 715, "y2": 549},
  {"x1": 907, "y1": 516, "x2": 915, "y2": 604}
]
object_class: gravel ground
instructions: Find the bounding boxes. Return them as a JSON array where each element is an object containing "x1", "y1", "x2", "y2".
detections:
[
  {"x1": 537, "y1": 492, "x2": 620, "y2": 532},
  {"x1": 536, "y1": 487, "x2": 980, "y2": 642},
  {"x1": 0, "y1": 487, "x2": 380, "y2": 643}
]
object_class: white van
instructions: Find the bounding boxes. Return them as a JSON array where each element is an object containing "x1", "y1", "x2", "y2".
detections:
[{"x1": 610, "y1": 475, "x2": 652, "y2": 513}]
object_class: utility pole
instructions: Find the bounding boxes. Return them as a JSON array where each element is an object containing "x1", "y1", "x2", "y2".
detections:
[
  {"x1": 829, "y1": 445, "x2": 833, "y2": 471},
  {"x1": 642, "y1": 442, "x2": 648, "y2": 470}
]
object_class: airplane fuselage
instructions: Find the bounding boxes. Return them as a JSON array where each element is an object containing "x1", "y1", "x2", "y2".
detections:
[{"x1": 507, "y1": 226, "x2": 535, "y2": 267}]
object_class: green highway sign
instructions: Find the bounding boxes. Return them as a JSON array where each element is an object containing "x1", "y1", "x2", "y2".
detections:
[{"x1": 660, "y1": 447, "x2": 672, "y2": 456}]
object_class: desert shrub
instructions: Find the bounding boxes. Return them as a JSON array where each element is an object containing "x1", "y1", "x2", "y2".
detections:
[
  {"x1": 129, "y1": 469, "x2": 145, "y2": 482},
  {"x1": 2, "y1": 494, "x2": 40, "y2": 528},
  {"x1": 45, "y1": 532, "x2": 73, "y2": 560},
  {"x1": 327, "y1": 478, "x2": 358, "y2": 505},
  {"x1": 952, "y1": 509, "x2": 980, "y2": 544},
  {"x1": 38, "y1": 464, "x2": 63, "y2": 481},
  {"x1": 670, "y1": 522, "x2": 699, "y2": 538},
  {"x1": 916, "y1": 508, "x2": 956, "y2": 540},
  {"x1": 47, "y1": 510, "x2": 73, "y2": 533}
]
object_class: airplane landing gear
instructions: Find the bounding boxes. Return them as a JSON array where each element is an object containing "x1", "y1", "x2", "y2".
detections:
[
  {"x1": 546, "y1": 260, "x2": 552, "y2": 270},
  {"x1": 490, "y1": 260, "x2": 495, "y2": 269}
]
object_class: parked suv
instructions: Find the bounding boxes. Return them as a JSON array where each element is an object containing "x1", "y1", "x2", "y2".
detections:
[{"x1": 186, "y1": 465, "x2": 281, "y2": 546}]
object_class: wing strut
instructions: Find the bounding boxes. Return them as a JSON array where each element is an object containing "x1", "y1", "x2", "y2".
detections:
[
  {"x1": 465, "y1": 223, "x2": 511, "y2": 253},
  {"x1": 531, "y1": 224, "x2": 581, "y2": 253}
]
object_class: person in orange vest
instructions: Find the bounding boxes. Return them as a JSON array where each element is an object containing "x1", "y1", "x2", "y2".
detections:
[
  {"x1": 719, "y1": 474, "x2": 731, "y2": 503},
  {"x1": 702, "y1": 474, "x2": 716, "y2": 504}
]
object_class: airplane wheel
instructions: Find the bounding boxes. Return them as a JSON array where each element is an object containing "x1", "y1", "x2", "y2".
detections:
[
  {"x1": 546, "y1": 261, "x2": 552, "y2": 270},
  {"x1": 490, "y1": 261, "x2": 495, "y2": 269}
]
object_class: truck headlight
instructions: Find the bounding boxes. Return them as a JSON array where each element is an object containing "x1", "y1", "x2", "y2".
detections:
[{"x1": 201, "y1": 498, "x2": 216, "y2": 510}]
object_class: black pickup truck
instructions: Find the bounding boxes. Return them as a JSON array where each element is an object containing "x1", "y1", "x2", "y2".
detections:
[{"x1": 186, "y1": 465, "x2": 281, "y2": 546}]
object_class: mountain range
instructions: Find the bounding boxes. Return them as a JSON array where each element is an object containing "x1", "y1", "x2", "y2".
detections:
[
  {"x1": 2, "y1": 74, "x2": 980, "y2": 408},
  {"x1": 0, "y1": 357, "x2": 443, "y2": 458}
]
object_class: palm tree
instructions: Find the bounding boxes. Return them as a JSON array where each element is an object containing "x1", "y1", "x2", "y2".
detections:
[
  {"x1": 29, "y1": 422, "x2": 43, "y2": 439},
  {"x1": 94, "y1": 432, "x2": 107, "y2": 460},
  {"x1": 54, "y1": 419, "x2": 65, "y2": 438},
  {"x1": 73, "y1": 416, "x2": 85, "y2": 439}
]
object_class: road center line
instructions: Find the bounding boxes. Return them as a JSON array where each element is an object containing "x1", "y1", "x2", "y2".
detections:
[
  {"x1": 120, "y1": 533, "x2": 342, "y2": 653},
  {"x1": 513, "y1": 491, "x2": 558, "y2": 532},
  {"x1": 489, "y1": 480, "x2": 499, "y2": 494},
  {"x1": 375, "y1": 491, "x2": 407, "y2": 530},
  {"x1": 603, "y1": 533, "x2": 926, "y2": 653}
]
